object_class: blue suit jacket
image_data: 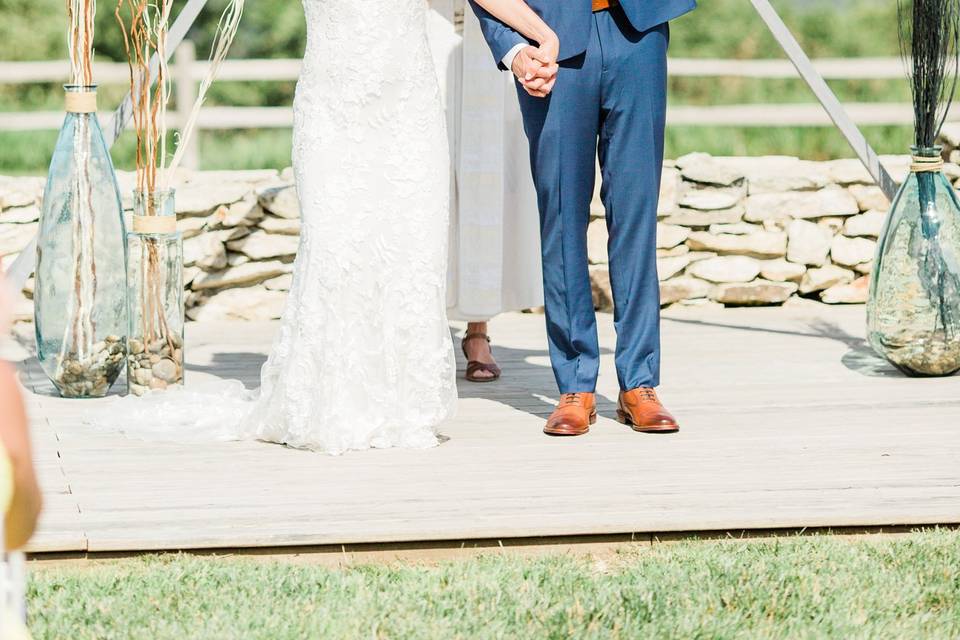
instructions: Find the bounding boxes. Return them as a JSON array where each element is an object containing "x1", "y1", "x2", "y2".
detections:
[{"x1": 469, "y1": 0, "x2": 696, "y2": 67}]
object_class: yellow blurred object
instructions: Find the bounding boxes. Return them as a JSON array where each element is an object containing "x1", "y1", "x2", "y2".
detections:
[
  {"x1": 0, "y1": 440, "x2": 10, "y2": 509},
  {"x1": 0, "y1": 440, "x2": 31, "y2": 639}
]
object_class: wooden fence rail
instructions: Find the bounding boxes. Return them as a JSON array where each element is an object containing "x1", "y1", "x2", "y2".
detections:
[
  {"x1": 0, "y1": 50, "x2": 933, "y2": 168},
  {"x1": 0, "y1": 55, "x2": 909, "y2": 84}
]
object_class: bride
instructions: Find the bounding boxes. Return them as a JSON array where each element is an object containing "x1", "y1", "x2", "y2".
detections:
[{"x1": 101, "y1": 0, "x2": 560, "y2": 455}]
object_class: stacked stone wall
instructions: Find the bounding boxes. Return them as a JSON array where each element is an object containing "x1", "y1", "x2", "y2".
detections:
[{"x1": 1, "y1": 154, "x2": 943, "y2": 320}]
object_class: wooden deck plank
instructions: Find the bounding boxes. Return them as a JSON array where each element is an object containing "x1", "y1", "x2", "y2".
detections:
[{"x1": 8, "y1": 305, "x2": 960, "y2": 553}]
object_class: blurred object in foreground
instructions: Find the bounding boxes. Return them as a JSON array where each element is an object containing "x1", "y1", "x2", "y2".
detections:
[{"x1": 0, "y1": 269, "x2": 41, "y2": 639}]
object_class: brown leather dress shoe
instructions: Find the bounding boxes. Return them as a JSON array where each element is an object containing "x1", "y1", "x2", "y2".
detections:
[
  {"x1": 617, "y1": 387, "x2": 679, "y2": 433},
  {"x1": 544, "y1": 393, "x2": 597, "y2": 436}
]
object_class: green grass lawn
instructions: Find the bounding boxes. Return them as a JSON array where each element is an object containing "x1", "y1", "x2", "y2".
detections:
[{"x1": 27, "y1": 529, "x2": 960, "y2": 639}]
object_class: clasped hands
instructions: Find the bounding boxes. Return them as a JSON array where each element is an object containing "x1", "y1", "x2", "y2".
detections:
[{"x1": 512, "y1": 34, "x2": 560, "y2": 98}]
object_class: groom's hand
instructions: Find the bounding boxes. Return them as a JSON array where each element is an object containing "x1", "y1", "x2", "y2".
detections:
[{"x1": 511, "y1": 46, "x2": 558, "y2": 98}]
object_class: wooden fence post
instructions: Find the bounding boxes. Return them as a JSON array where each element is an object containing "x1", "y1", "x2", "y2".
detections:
[{"x1": 174, "y1": 40, "x2": 199, "y2": 170}]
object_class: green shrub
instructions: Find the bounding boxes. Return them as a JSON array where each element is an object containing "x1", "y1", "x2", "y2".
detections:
[{"x1": 0, "y1": 0, "x2": 912, "y2": 171}]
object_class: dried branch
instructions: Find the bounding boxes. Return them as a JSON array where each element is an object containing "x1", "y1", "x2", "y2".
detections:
[
  {"x1": 165, "y1": 0, "x2": 244, "y2": 182},
  {"x1": 115, "y1": 0, "x2": 175, "y2": 195},
  {"x1": 67, "y1": 0, "x2": 96, "y2": 85}
]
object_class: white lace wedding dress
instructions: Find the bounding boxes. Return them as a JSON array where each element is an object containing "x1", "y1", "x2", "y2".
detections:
[{"x1": 94, "y1": 0, "x2": 457, "y2": 454}]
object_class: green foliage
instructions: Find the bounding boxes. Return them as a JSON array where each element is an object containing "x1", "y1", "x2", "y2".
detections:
[
  {"x1": 2, "y1": 0, "x2": 893, "y2": 63},
  {"x1": 663, "y1": 0, "x2": 908, "y2": 160},
  {"x1": 0, "y1": 0, "x2": 305, "y2": 63},
  {"x1": 668, "y1": 0, "x2": 899, "y2": 59},
  {"x1": 0, "y1": 0, "x2": 914, "y2": 170},
  {"x1": 666, "y1": 124, "x2": 911, "y2": 160},
  {"x1": 0, "y1": 0, "x2": 65, "y2": 62},
  {"x1": 27, "y1": 529, "x2": 960, "y2": 639}
]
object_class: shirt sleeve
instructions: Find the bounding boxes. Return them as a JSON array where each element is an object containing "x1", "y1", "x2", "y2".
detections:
[{"x1": 501, "y1": 43, "x2": 527, "y2": 73}]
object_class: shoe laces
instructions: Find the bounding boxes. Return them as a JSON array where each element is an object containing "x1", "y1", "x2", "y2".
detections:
[
  {"x1": 634, "y1": 387, "x2": 658, "y2": 402},
  {"x1": 560, "y1": 393, "x2": 583, "y2": 406}
]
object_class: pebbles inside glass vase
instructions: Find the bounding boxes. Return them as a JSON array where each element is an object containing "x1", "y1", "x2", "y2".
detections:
[
  {"x1": 126, "y1": 189, "x2": 184, "y2": 396},
  {"x1": 34, "y1": 85, "x2": 127, "y2": 398},
  {"x1": 867, "y1": 147, "x2": 960, "y2": 376}
]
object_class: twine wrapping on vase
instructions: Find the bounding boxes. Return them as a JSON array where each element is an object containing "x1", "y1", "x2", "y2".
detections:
[
  {"x1": 911, "y1": 155, "x2": 944, "y2": 173},
  {"x1": 132, "y1": 215, "x2": 177, "y2": 234},
  {"x1": 64, "y1": 91, "x2": 97, "y2": 114}
]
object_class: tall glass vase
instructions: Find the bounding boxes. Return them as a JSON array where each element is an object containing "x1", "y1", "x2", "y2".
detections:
[
  {"x1": 867, "y1": 146, "x2": 960, "y2": 376},
  {"x1": 34, "y1": 85, "x2": 127, "y2": 398},
  {"x1": 126, "y1": 190, "x2": 184, "y2": 396}
]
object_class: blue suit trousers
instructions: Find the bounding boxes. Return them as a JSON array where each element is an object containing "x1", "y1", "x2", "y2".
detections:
[{"x1": 516, "y1": 8, "x2": 668, "y2": 393}]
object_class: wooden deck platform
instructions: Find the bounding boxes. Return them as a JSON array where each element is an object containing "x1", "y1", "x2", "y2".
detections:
[{"x1": 9, "y1": 305, "x2": 960, "y2": 555}]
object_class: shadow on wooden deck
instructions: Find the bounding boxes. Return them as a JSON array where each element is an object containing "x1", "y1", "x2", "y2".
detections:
[{"x1": 11, "y1": 305, "x2": 960, "y2": 555}]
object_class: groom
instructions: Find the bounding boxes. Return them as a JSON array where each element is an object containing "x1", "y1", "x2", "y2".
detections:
[{"x1": 469, "y1": 0, "x2": 696, "y2": 436}]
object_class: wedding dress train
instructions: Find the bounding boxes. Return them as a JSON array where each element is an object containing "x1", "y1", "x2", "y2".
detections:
[{"x1": 93, "y1": 0, "x2": 457, "y2": 454}]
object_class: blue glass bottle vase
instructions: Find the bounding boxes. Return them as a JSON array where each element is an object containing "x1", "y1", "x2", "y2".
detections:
[
  {"x1": 867, "y1": 146, "x2": 960, "y2": 376},
  {"x1": 34, "y1": 85, "x2": 127, "y2": 398}
]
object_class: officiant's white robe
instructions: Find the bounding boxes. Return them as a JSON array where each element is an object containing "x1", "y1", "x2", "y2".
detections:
[{"x1": 427, "y1": 0, "x2": 543, "y2": 322}]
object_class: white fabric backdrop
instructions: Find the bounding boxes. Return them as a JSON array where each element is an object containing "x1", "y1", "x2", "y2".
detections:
[{"x1": 427, "y1": 0, "x2": 544, "y2": 322}]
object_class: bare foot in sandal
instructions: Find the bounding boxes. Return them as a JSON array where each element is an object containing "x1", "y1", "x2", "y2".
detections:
[{"x1": 462, "y1": 322, "x2": 502, "y2": 382}]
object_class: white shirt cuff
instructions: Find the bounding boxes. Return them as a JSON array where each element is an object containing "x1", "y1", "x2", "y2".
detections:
[{"x1": 502, "y1": 43, "x2": 527, "y2": 71}]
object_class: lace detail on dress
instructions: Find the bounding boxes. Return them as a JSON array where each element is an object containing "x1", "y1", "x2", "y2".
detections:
[{"x1": 87, "y1": 0, "x2": 457, "y2": 455}]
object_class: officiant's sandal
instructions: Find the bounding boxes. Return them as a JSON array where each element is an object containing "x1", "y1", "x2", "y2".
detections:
[{"x1": 462, "y1": 333, "x2": 502, "y2": 383}]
